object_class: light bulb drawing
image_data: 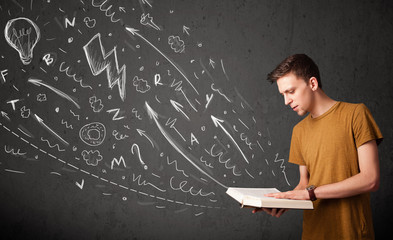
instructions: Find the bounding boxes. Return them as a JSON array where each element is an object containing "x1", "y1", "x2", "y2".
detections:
[{"x1": 4, "y1": 17, "x2": 41, "y2": 65}]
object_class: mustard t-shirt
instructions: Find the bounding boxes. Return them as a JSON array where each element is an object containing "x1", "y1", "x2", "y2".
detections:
[{"x1": 289, "y1": 102, "x2": 383, "y2": 240}]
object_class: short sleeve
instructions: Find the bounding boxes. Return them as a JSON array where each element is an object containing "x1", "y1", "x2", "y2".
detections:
[
  {"x1": 288, "y1": 126, "x2": 306, "y2": 166},
  {"x1": 352, "y1": 104, "x2": 383, "y2": 148}
]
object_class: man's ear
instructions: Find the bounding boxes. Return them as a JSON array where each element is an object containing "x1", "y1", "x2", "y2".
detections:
[{"x1": 308, "y1": 77, "x2": 319, "y2": 91}]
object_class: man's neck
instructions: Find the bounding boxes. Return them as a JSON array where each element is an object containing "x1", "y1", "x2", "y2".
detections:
[{"x1": 309, "y1": 91, "x2": 337, "y2": 118}]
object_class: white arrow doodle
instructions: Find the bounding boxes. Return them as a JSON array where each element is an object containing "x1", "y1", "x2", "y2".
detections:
[
  {"x1": 183, "y1": 25, "x2": 190, "y2": 35},
  {"x1": 125, "y1": 27, "x2": 199, "y2": 95},
  {"x1": 76, "y1": 179, "x2": 84, "y2": 189},
  {"x1": 1, "y1": 111, "x2": 10, "y2": 121},
  {"x1": 136, "y1": 128, "x2": 155, "y2": 148},
  {"x1": 211, "y1": 115, "x2": 249, "y2": 164},
  {"x1": 141, "y1": 0, "x2": 152, "y2": 8},
  {"x1": 145, "y1": 101, "x2": 228, "y2": 189},
  {"x1": 170, "y1": 99, "x2": 190, "y2": 121},
  {"x1": 28, "y1": 78, "x2": 81, "y2": 109},
  {"x1": 34, "y1": 114, "x2": 69, "y2": 146},
  {"x1": 209, "y1": 58, "x2": 216, "y2": 69},
  {"x1": 119, "y1": 6, "x2": 126, "y2": 13}
]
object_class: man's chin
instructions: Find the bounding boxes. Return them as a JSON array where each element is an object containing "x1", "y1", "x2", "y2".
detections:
[{"x1": 296, "y1": 110, "x2": 307, "y2": 116}]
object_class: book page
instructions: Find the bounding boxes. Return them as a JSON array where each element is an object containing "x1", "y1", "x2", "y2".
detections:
[{"x1": 235, "y1": 188, "x2": 280, "y2": 199}]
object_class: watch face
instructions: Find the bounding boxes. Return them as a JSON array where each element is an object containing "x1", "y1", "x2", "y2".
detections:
[{"x1": 307, "y1": 185, "x2": 315, "y2": 190}]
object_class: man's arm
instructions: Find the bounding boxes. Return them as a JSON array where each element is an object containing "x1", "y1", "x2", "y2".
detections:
[
  {"x1": 294, "y1": 165, "x2": 309, "y2": 190},
  {"x1": 267, "y1": 140, "x2": 380, "y2": 200},
  {"x1": 313, "y1": 139, "x2": 379, "y2": 198}
]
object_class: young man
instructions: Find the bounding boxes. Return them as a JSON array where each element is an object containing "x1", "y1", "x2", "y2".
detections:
[{"x1": 255, "y1": 54, "x2": 383, "y2": 239}]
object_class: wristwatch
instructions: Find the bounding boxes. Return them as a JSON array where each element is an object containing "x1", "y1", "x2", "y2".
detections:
[{"x1": 306, "y1": 185, "x2": 317, "y2": 201}]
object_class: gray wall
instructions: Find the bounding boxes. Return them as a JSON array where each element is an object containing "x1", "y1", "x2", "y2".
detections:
[{"x1": 0, "y1": 0, "x2": 392, "y2": 239}]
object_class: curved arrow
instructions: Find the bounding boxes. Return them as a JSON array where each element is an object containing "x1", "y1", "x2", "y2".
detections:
[
  {"x1": 136, "y1": 128, "x2": 155, "y2": 148},
  {"x1": 28, "y1": 78, "x2": 80, "y2": 109}
]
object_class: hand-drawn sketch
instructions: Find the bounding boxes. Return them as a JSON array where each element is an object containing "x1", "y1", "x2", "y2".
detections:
[
  {"x1": 41, "y1": 137, "x2": 65, "y2": 152},
  {"x1": 34, "y1": 114, "x2": 69, "y2": 146},
  {"x1": 211, "y1": 115, "x2": 250, "y2": 164},
  {"x1": 83, "y1": 33, "x2": 127, "y2": 101},
  {"x1": 168, "y1": 35, "x2": 185, "y2": 53},
  {"x1": 42, "y1": 52, "x2": 57, "y2": 66},
  {"x1": 36, "y1": 93, "x2": 47, "y2": 102},
  {"x1": 79, "y1": 122, "x2": 106, "y2": 146},
  {"x1": 133, "y1": 76, "x2": 151, "y2": 93},
  {"x1": 170, "y1": 176, "x2": 215, "y2": 197},
  {"x1": 170, "y1": 99, "x2": 190, "y2": 121},
  {"x1": 111, "y1": 155, "x2": 127, "y2": 169},
  {"x1": 75, "y1": 179, "x2": 85, "y2": 189},
  {"x1": 81, "y1": 149, "x2": 103, "y2": 166},
  {"x1": 1, "y1": 69, "x2": 8, "y2": 83},
  {"x1": 59, "y1": 61, "x2": 92, "y2": 89},
  {"x1": 91, "y1": 0, "x2": 121, "y2": 23},
  {"x1": 61, "y1": 119, "x2": 73, "y2": 129},
  {"x1": 131, "y1": 143, "x2": 148, "y2": 170},
  {"x1": 89, "y1": 96, "x2": 104, "y2": 112},
  {"x1": 112, "y1": 129, "x2": 128, "y2": 140},
  {"x1": 4, "y1": 145, "x2": 26, "y2": 156},
  {"x1": 140, "y1": 13, "x2": 161, "y2": 31},
  {"x1": 182, "y1": 25, "x2": 190, "y2": 35},
  {"x1": 83, "y1": 17, "x2": 96, "y2": 28},
  {"x1": 4, "y1": 17, "x2": 41, "y2": 65},
  {"x1": 107, "y1": 108, "x2": 125, "y2": 120},
  {"x1": 20, "y1": 106, "x2": 30, "y2": 118}
]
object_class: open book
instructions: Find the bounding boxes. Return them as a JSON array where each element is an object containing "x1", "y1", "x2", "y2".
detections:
[{"x1": 226, "y1": 187, "x2": 314, "y2": 209}]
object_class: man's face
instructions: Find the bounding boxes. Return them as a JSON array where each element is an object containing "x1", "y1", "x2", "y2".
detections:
[{"x1": 276, "y1": 73, "x2": 314, "y2": 116}]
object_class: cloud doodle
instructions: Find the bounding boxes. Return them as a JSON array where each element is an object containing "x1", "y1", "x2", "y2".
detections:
[{"x1": 81, "y1": 149, "x2": 103, "y2": 166}]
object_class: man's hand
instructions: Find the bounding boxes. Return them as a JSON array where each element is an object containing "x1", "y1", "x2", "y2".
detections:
[
  {"x1": 265, "y1": 189, "x2": 309, "y2": 200},
  {"x1": 252, "y1": 208, "x2": 288, "y2": 217},
  {"x1": 251, "y1": 189, "x2": 309, "y2": 217}
]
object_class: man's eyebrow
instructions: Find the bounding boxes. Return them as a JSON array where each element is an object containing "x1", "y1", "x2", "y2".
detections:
[{"x1": 280, "y1": 88, "x2": 294, "y2": 95}]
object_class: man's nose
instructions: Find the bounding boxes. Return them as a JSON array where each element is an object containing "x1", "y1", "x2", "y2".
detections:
[{"x1": 284, "y1": 95, "x2": 292, "y2": 105}]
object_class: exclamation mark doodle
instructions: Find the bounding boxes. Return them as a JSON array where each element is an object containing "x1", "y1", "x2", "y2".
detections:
[{"x1": 131, "y1": 143, "x2": 148, "y2": 170}]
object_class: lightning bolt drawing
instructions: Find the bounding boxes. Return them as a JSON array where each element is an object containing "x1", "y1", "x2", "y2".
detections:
[{"x1": 83, "y1": 33, "x2": 127, "y2": 101}]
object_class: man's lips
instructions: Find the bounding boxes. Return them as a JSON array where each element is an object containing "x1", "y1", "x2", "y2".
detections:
[{"x1": 292, "y1": 105, "x2": 298, "y2": 111}]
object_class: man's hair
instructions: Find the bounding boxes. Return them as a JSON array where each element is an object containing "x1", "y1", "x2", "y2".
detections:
[{"x1": 267, "y1": 54, "x2": 322, "y2": 89}]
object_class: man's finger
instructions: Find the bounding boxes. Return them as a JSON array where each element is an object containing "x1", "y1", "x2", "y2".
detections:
[{"x1": 276, "y1": 208, "x2": 288, "y2": 218}]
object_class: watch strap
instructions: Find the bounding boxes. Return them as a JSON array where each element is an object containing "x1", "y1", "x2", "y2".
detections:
[{"x1": 307, "y1": 185, "x2": 317, "y2": 201}]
